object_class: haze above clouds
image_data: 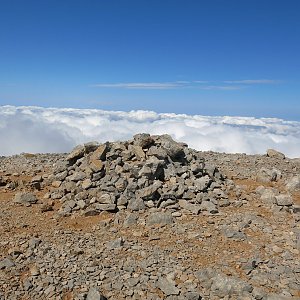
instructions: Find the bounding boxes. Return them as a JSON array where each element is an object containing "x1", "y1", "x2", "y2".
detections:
[{"x1": 1, "y1": 106, "x2": 300, "y2": 158}]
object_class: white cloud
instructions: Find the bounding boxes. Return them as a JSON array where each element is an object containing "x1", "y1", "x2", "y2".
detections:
[
  {"x1": 90, "y1": 79, "x2": 281, "y2": 90},
  {"x1": 199, "y1": 85, "x2": 244, "y2": 90},
  {"x1": 91, "y1": 82, "x2": 186, "y2": 89},
  {"x1": 1, "y1": 105, "x2": 300, "y2": 158},
  {"x1": 224, "y1": 79, "x2": 280, "y2": 84}
]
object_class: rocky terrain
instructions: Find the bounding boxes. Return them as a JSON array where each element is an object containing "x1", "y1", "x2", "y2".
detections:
[{"x1": 0, "y1": 134, "x2": 300, "y2": 300}]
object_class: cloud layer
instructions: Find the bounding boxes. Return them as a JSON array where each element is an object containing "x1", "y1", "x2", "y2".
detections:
[
  {"x1": 1, "y1": 105, "x2": 300, "y2": 158},
  {"x1": 91, "y1": 79, "x2": 280, "y2": 90}
]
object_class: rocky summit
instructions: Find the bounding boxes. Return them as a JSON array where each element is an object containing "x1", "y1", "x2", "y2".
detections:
[{"x1": 0, "y1": 134, "x2": 300, "y2": 300}]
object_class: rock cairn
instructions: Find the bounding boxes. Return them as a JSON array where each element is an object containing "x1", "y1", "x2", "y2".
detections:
[{"x1": 49, "y1": 134, "x2": 230, "y2": 217}]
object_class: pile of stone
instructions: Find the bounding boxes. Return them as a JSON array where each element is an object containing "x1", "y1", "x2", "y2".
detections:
[{"x1": 48, "y1": 134, "x2": 230, "y2": 217}]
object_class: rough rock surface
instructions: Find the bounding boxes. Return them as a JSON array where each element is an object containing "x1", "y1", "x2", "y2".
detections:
[{"x1": 0, "y1": 135, "x2": 300, "y2": 300}]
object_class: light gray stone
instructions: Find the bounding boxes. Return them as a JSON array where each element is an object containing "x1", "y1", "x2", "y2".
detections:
[
  {"x1": 14, "y1": 192, "x2": 37, "y2": 205},
  {"x1": 275, "y1": 194, "x2": 293, "y2": 206},
  {"x1": 156, "y1": 277, "x2": 180, "y2": 295},
  {"x1": 147, "y1": 212, "x2": 173, "y2": 226},
  {"x1": 86, "y1": 287, "x2": 106, "y2": 300}
]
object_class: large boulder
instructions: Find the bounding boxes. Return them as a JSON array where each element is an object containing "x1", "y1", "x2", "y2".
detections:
[{"x1": 267, "y1": 149, "x2": 285, "y2": 159}]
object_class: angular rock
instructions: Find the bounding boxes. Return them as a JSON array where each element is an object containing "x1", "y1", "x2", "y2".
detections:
[
  {"x1": 256, "y1": 168, "x2": 281, "y2": 183},
  {"x1": 260, "y1": 188, "x2": 277, "y2": 205},
  {"x1": 0, "y1": 258, "x2": 15, "y2": 269},
  {"x1": 286, "y1": 176, "x2": 300, "y2": 192},
  {"x1": 133, "y1": 133, "x2": 154, "y2": 148},
  {"x1": 147, "y1": 212, "x2": 173, "y2": 226},
  {"x1": 211, "y1": 273, "x2": 253, "y2": 297},
  {"x1": 107, "y1": 237, "x2": 124, "y2": 249},
  {"x1": 199, "y1": 200, "x2": 218, "y2": 214},
  {"x1": 275, "y1": 194, "x2": 293, "y2": 206},
  {"x1": 156, "y1": 277, "x2": 180, "y2": 295},
  {"x1": 82, "y1": 178, "x2": 92, "y2": 189},
  {"x1": 157, "y1": 134, "x2": 185, "y2": 160},
  {"x1": 178, "y1": 199, "x2": 201, "y2": 215},
  {"x1": 14, "y1": 192, "x2": 37, "y2": 205},
  {"x1": 86, "y1": 287, "x2": 107, "y2": 300},
  {"x1": 137, "y1": 181, "x2": 162, "y2": 200},
  {"x1": 67, "y1": 144, "x2": 85, "y2": 163},
  {"x1": 194, "y1": 175, "x2": 212, "y2": 191},
  {"x1": 127, "y1": 197, "x2": 146, "y2": 211},
  {"x1": 90, "y1": 143, "x2": 109, "y2": 161},
  {"x1": 267, "y1": 149, "x2": 285, "y2": 159},
  {"x1": 89, "y1": 159, "x2": 104, "y2": 172}
]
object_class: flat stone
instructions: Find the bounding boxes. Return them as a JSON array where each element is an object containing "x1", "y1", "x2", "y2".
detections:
[
  {"x1": 147, "y1": 212, "x2": 173, "y2": 226},
  {"x1": 0, "y1": 258, "x2": 15, "y2": 269},
  {"x1": 82, "y1": 178, "x2": 92, "y2": 189},
  {"x1": 89, "y1": 159, "x2": 104, "y2": 172},
  {"x1": 14, "y1": 192, "x2": 37, "y2": 205},
  {"x1": 96, "y1": 203, "x2": 116, "y2": 211},
  {"x1": 90, "y1": 143, "x2": 109, "y2": 161},
  {"x1": 275, "y1": 194, "x2": 293, "y2": 206},
  {"x1": 67, "y1": 144, "x2": 85, "y2": 163}
]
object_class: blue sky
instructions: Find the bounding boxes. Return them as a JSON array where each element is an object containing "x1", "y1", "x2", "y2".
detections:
[{"x1": 0, "y1": 0, "x2": 299, "y2": 119}]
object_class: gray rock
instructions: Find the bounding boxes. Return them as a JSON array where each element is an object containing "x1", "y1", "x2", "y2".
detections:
[
  {"x1": 260, "y1": 188, "x2": 277, "y2": 205},
  {"x1": 147, "y1": 212, "x2": 173, "y2": 226},
  {"x1": 84, "y1": 141, "x2": 100, "y2": 153},
  {"x1": 137, "y1": 181, "x2": 162, "y2": 200},
  {"x1": 256, "y1": 168, "x2": 282, "y2": 183},
  {"x1": 133, "y1": 133, "x2": 154, "y2": 148},
  {"x1": 127, "y1": 198, "x2": 146, "y2": 211},
  {"x1": 67, "y1": 144, "x2": 85, "y2": 163},
  {"x1": 98, "y1": 193, "x2": 115, "y2": 204},
  {"x1": 195, "y1": 268, "x2": 216, "y2": 289},
  {"x1": 184, "y1": 292, "x2": 201, "y2": 300},
  {"x1": 267, "y1": 149, "x2": 285, "y2": 159},
  {"x1": 130, "y1": 145, "x2": 146, "y2": 160},
  {"x1": 86, "y1": 287, "x2": 107, "y2": 300},
  {"x1": 117, "y1": 195, "x2": 129, "y2": 206},
  {"x1": 0, "y1": 258, "x2": 15, "y2": 269},
  {"x1": 68, "y1": 171, "x2": 86, "y2": 182},
  {"x1": 14, "y1": 192, "x2": 37, "y2": 205},
  {"x1": 31, "y1": 175, "x2": 42, "y2": 182},
  {"x1": 90, "y1": 143, "x2": 109, "y2": 161},
  {"x1": 223, "y1": 228, "x2": 247, "y2": 240},
  {"x1": 29, "y1": 238, "x2": 41, "y2": 248},
  {"x1": 199, "y1": 200, "x2": 218, "y2": 214},
  {"x1": 156, "y1": 134, "x2": 185, "y2": 160},
  {"x1": 147, "y1": 146, "x2": 168, "y2": 160},
  {"x1": 194, "y1": 175, "x2": 212, "y2": 191},
  {"x1": 265, "y1": 295, "x2": 296, "y2": 300},
  {"x1": 210, "y1": 273, "x2": 252, "y2": 297},
  {"x1": 96, "y1": 203, "x2": 116, "y2": 211},
  {"x1": 107, "y1": 237, "x2": 124, "y2": 249},
  {"x1": 275, "y1": 194, "x2": 293, "y2": 206},
  {"x1": 286, "y1": 176, "x2": 300, "y2": 192},
  {"x1": 156, "y1": 277, "x2": 180, "y2": 295},
  {"x1": 178, "y1": 200, "x2": 201, "y2": 215},
  {"x1": 123, "y1": 213, "x2": 139, "y2": 227}
]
